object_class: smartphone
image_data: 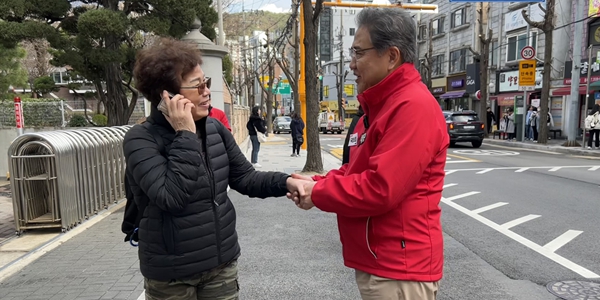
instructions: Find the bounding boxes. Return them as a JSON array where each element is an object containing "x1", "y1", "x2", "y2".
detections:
[{"x1": 158, "y1": 92, "x2": 175, "y2": 117}]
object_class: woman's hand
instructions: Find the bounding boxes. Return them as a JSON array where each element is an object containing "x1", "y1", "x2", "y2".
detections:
[{"x1": 162, "y1": 91, "x2": 196, "y2": 133}]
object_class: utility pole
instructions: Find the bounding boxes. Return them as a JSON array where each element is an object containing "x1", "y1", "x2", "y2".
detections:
[
  {"x1": 521, "y1": 3, "x2": 531, "y2": 142},
  {"x1": 293, "y1": 0, "x2": 301, "y2": 114},
  {"x1": 217, "y1": 0, "x2": 224, "y2": 45},
  {"x1": 478, "y1": 3, "x2": 492, "y2": 138},
  {"x1": 568, "y1": 0, "x2": 582, "y2": 145},
  {"x1": 336, "y1": 9, "x2": 348, "y2": 123}
]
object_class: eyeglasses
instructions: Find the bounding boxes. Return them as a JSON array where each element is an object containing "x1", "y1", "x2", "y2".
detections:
[
  {"x1": 181, "y1": 77, "x2": 211, "y2": 94},
  {"x1": 349, "y1": 47, "x2": 376, "y2": 59}
]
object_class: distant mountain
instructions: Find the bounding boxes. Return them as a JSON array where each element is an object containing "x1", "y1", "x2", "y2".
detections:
[{"x1": 223, "y1": 11, "x2": 289, "y2": 37}]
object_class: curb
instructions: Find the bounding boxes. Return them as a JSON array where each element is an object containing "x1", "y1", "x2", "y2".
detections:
[{"x1": 484, "y1": 139, "x2": 600, "y2": 157}]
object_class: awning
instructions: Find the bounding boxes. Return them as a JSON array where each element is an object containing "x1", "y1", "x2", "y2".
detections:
[
  {"x1": 590, "y1": 80, "x2": 600, "y2": 88},
  {"x1": 552, "y1": 85, "x2": 593, "y2": 96},
  {"x1": 440, "y1": 90, "x2": 467, "y2": 99}
]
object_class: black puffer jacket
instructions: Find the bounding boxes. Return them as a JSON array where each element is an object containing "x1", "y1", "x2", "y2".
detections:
[{"x1": 123, "y1": 108, "x2": 290, "y2": 281}]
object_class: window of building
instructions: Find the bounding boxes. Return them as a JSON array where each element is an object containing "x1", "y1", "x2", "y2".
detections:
[
  {"x1": 451, "y1": 8, "x2": 467, "y2": 28},
  {"x1": 52, "y1": 72, "x2": 62, "y2": 84},
  {"x1": 349, "y1": 28, "x2": 355, "y2": 36},
  {"x1": 449, "y1": 49, "x2": 467, "y2": 73},
  {"x1": 432, "y1": 54, "x2": 444, "y2": 76},
  {"x1": 491, "y1": 40, "x2": 499, "y2": 66},
  {"x1": 418, "y1": 25, "x2": 427, "y2": 40},
  {"x1": 432, "y1": 17, "x2": 445, "y2": 35},
  {"x1": 506, "y1": 31, "x2": 537, "y2": 62}
]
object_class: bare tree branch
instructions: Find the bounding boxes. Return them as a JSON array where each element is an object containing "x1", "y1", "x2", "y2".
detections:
[{"x1": 522, "y1": 9, "x2": 544, "y2": 30}]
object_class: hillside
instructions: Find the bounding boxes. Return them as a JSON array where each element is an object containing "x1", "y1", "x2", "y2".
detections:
[{"x1": 223, "y1": 11, "x2": 289, "y2": 38}]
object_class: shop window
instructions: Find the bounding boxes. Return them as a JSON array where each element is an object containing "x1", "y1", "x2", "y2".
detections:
[{"x1": 506, "y1": 31, "x2": 537, "y2": 62}]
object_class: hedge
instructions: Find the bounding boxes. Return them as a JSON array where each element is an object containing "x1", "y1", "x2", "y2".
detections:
[{"x1": 0, "y1": 98, "x2": 63, "y2": 128}]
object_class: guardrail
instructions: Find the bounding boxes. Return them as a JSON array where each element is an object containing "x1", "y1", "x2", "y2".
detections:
[{"x1": 7, "y1": 126, "x2": 131, "y2": 235}]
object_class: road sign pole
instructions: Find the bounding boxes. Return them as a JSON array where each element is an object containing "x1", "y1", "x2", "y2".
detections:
[
  {"x1": 522, "y1": 3, "x2": 531, "y2": 142},
  {"x1": 14, "y1": 96, "x2": 24, "y2": 136}
]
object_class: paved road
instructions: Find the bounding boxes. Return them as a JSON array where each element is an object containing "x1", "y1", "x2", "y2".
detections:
[{"x1": 442, "y1": 142, "x2": 600, "y2": 296}]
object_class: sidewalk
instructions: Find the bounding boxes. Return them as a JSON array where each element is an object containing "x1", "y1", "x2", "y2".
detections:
[
  {"x1": 485, "y1": 136, "x2": 600, "y2": 156},
  {"x1": 0, "y1": 136, "x2": 342, "y2": 300},
  {"x1": 0, "y1": 180, "x2": 15, "y2": 245}
]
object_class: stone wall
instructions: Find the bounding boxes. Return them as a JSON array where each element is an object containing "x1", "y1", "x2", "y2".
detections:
[{"x1": 231, "y1": 105, "x2": 250, "y2": 145}]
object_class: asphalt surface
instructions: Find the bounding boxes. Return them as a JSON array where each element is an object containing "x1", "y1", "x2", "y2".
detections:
[{"x1": 442, "y1": 142, "x2": 600, "y2": 292}]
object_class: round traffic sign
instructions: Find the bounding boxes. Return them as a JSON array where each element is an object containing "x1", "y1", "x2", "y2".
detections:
[
  {"x1": 475, "y1": 90, "x2": 481, "y2": 100},
  {"x1": 521, "y1": 46, "x2": 536, "y2": 60}
]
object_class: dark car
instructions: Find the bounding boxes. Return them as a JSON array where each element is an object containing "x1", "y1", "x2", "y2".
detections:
[{"x1": 443, "y1": 110, "x2": 485, "y2": 148}]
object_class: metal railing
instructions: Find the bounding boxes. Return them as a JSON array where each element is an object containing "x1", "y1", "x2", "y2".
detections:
[{"x1": 7, "y1": 126, "x2": 131, "y2": 234}]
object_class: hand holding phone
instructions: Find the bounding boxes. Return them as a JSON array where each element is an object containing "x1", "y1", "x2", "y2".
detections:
[{"x1": 160, "y1": 91, "x2": 196, "y2": 133}]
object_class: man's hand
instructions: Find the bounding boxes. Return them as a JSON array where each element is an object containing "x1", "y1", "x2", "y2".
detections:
[
  {"x1": 287, "y1": 181, "x2": 316, "y2": 210},
  {"x1": 286, "y1": 177, "x2": 307, "y2": 199},
  {"x1": 290, "y1": 173, "x2": 314, "y2": 182}
]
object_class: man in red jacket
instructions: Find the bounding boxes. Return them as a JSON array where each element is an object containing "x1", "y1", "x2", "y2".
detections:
[
  {"x1": 288, "y1": 7, "x2": 448, "y2": 299},
  {"x1": 208, "y1": 94, "x2": 232, "y2": 131}
]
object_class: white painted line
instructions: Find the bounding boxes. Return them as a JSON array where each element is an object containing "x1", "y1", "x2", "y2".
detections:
[
  {"x1": 446, "y1": 160, "x2": 476, "y2": 164},
  {"x1": 443, "y1": 191, "x2": 480, "y2": 202},
  {"x1": 548, "y1": 167, "x2": 562, "y2": 172},
  {"x1": 500, "y1": 214, "x2": 541, "y2": 229},
  {"x1": 485, "y1": 143, "x2": 561, "y2": 155},
  {"x1": 138, "y1": 292, "x2": 145, "y2": 300},
  {"x1": 543, "y1": 230, "x2": 583, "y2": 253},
  {"x1": 445, "y1": 170, "x2": 457, "y2": 175},
  {"x1": 589, "y1": 166, "x2": 600, "y2": 171},
  {"x1": 441, "y1": 199, "x2": 600, "y2": 278},
  {"x1": 443, "y1": 183, "x2": 458, "y2": 189},
  {"x1": 515, "y1": 168, "x2": 529, "y2": 173},
  {"x1": 476, "y1": 168, "x2": 494, "y2": 174},
  {"x1": 445, "y1": 166, "x2": 600, "y2": 173},
  {"x1": 471, "y1": 202, "x2": 509, "y2": 214}
]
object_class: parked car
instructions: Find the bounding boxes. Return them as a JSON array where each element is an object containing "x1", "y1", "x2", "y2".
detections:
[
  {"x1": 318, "y1": 112, "x2": 344, "y2": 134},
  {"x1": 443, "y1": 110, "x2": 485, "y2": 148},
  {"x1": 274, "y1": 116, "x2": 292, "y2": 134}
]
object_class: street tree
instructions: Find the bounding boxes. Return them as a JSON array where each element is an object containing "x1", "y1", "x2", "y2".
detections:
[
  {"x1": 21, "y1": 39, "x2": 53, "y2": 98},
  {"x1": 275, "y1": 0, "x2": 301, "y2": 115},
  {"x1": 33, "y1": 76, "x2": 59, "y2": 96},
  {"x1": 523, "y1": 0, "x2": 555, "y2": 145},
  {"x1": 0, "y1": 0, "x2": 218, "y2": 126},
  {"x1": 254, "y1": 35, "x2": 276, "y2": 133},
  {"x1": 469, "y1": 3, "x2": 493, "y2": 138},
  {"x1": 301, "y1": 0, "x2": 324, "y2": 173},
  {"x1": 0, "y1": 45, "x2": 28, "y2": 99},
  {"x1": 420, "y1": 20, "x2": 433, "y2": 90}
]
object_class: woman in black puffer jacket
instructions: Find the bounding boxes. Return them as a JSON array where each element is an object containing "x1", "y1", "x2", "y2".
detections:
[{"x1": 122, "y1": 38, "x2": 305, "y2": 300}]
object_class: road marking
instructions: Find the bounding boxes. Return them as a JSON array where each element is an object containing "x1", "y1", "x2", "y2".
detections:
[
  {"x1": 443, "y1": 183, "x2": 458, "y2": 189},
  {"x1": 548, "y1": 167, "x2": 562, "y2": 172},
  {"x1": 471, "y1": 202, "x2": 509, "y2": 214},
  {"x1": 485, "y1": 143, "x2": 562, "y2": 155},
  {"x1": 453, "y1": 150, "x2": 520, "y2": 156},
  {"x1": 543, "y1": 230, "x2": 583, "y2": 253},
  {"x1": 446, "y1": 160, "x2": 477, "y2": 164},
  {"x1": 441, "y1": 188, "x2": 599, "y2": 278},
  {"x1": 445, "y1": 165, "x2": 600, "y2": 174},
  {"x1": 327, "y1": 144, "x2": 344, "y2": 148},
  {"x1": 500, "y1": 214, "x2": 541, "y2": 229},
  {"x1": 444, "y1": 191, "x2": 480, "y2": 202},
  {"x1": 447, "y1": 153, "x2": 481, "y2": 162},
  {"x1": 476, "y1": 168, "x2": 494, "y2": 174},
  {"x1": 570, "y1": 155, "x2": 600, "y2": 160},
  {"x1": 330, "y1": 148, "x2": 343, "y2": 159},
  {"x1": 320, "y1": 138, "x2": 342, "y2": 141}
]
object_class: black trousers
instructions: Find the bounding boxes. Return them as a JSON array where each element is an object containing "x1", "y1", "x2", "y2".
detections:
[
  {"x1": 292, "y1": 138, "x2": 301, "y2": 154},
  {"x1": 588, "y1": 129, "x2": 600, "y2": 147}
]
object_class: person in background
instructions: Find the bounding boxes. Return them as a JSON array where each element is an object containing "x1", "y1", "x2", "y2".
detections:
[
  {"x1": 208, "y1": 94, "x2": 232, "y2": 131},
  {"x1": 486, "y1": 107, "x2": 496, "y2": 134},
  {"x1": 587, "y1": 104, "x2": 600, "y2": 149},
  {"x1": 525, "y1": 106, "x2": 533, "y2": 140},
  {"x1": 246, "y1": 106, "x2": 267, "y2": 167},
  {"x1": 290, "y1": 112, "x2": 305, "y2": 157}
]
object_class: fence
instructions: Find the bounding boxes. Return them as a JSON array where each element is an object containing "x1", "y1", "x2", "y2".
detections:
[
  {"x1": 8, "y1": 126, "x2": 131, "y2": 234},
  {"x1": 0, "y1": 98, "x2": 147, "y2": 129}
]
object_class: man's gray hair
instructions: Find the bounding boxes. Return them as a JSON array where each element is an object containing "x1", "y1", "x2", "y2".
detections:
[{"x1": 356, "y1": 8, "x2": 417, "y2": 64}]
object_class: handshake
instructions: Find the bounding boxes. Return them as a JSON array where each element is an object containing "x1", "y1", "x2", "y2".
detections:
[{"x1": 285, "y1": 174, "x2": 317, "y2": 210}]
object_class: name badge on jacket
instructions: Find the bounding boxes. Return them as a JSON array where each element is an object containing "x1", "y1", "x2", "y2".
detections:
[{"x1": 348, "y1": 133, "x2": 358, "y2": 146}]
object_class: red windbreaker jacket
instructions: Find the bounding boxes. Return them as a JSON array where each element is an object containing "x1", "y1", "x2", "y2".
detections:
[{"x1": 311, "y1": 63, "x2": 449, "y2": 282}]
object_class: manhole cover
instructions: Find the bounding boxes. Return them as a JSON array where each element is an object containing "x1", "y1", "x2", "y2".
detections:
[{"x1": 547, "y1": 280, "x2": 600, "y2": 300}]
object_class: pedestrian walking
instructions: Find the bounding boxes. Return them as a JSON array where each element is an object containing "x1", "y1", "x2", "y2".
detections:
[
  {"x1": 288, "y1": 8, "x2": 447, "y2": 300},
  {"x1": 122, "y1": 38, "x2": 306, "y2": 300},
  {"x1": 586, "y1": 104, "x2": 600, "y2": 149},
  {"x1": 290, "y1": 112, "x2": 304, "y2": 157}
]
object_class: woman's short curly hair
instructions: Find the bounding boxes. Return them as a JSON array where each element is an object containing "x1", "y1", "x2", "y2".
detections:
[{"x1": 133, "y1": 38, "x2": 203, "y2": 107}]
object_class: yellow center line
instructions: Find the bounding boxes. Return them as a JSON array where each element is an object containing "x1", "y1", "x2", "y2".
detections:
[{"x1": 446, "y1": 153, "x2": 481, "y2": 162}]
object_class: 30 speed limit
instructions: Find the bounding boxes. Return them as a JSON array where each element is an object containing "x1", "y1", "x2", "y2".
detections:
[{"x1": 521, "y1": 46, "x2": 536, "y2": 60}]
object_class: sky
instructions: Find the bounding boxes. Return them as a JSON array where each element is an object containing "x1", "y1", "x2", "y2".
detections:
[{"x1": 227, "y1": 0, "x2": 293, "y2": 13}]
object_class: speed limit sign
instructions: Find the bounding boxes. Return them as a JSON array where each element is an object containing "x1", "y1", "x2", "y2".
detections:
[{"x1": 521, "y1": 46, "x2": 536, "y2": 60}]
